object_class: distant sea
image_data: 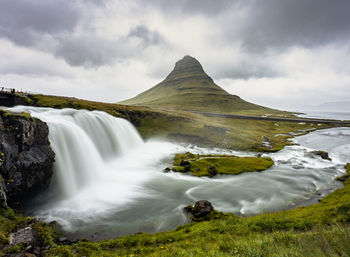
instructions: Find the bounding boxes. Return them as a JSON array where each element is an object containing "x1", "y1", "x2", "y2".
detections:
[{"x1": 296, "y1": 111, "x2": 350, "y2": 121}]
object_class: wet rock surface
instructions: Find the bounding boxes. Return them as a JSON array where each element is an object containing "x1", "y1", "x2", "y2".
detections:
[
  {"x1": 0, "y1": 110, "x2": 55, "y2": 207},
  {"x1": 6, "y1": 221, "x2": 53, "y2": 257},
  {"x1": 0, "y1": 174, "x2": 7, "y2": 208},
  {"x1": 184, "y1": 200, "x2": 214, "y2": 219},
  {"x1": 311, "y1": 150, "x2": 332, "y2": 161},
  {"x1": 162, "y1": 167, "x2": 171, "y2": 173},
  {"x1": 9, "y1": 226, "x2": 37, "y2": 246}
]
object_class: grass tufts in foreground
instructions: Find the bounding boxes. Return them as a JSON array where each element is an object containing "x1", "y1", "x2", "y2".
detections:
[{"x1": 171, "y1": 152, "x2": 274, "y2": 177}]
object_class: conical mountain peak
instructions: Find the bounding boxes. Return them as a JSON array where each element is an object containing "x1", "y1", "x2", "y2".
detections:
[
  {"x1": 119, "y1": 56, "x2": 276, "y2": 115},
  {"x1": 164, "y1": 55, "x2": 213, "y2": 85},
  {"x1": 173, "y1": 55, "x2": 204, "y2": 73}
]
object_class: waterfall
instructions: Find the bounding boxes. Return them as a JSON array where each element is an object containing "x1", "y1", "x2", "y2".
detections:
[{"x1": 8, "y1": 106, "x2": 143, "y2": 198}]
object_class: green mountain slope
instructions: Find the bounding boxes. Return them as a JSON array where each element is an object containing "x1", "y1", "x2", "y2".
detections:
[{"x1": 120, "y1": 55, "x2": 287, "y2": 116}]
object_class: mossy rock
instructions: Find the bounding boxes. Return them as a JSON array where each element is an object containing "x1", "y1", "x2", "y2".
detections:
[{"x1": 184, "y1": 200, "x2": 227, "y2": 222}]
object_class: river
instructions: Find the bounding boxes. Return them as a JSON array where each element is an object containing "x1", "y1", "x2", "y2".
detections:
[{"x1": 8, "y1": 106, "x2": 350, "y2": 241}]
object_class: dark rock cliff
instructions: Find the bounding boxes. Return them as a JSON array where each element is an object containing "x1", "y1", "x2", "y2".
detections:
[{"x1": 0, "y1": 110, "x2": 55, "y2": 207}]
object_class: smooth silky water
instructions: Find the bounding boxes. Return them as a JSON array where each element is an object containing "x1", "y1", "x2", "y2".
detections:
[{"x1": 8, "y1": 106, "x2": 350, "y2": 241}]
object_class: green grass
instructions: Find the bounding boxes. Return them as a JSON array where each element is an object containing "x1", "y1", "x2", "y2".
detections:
[
  {"x1": 138, "y1": 108, "x2": 325, "y2": 151},
  {"x1": 171, "y1": 152, "x2": 274, "y2": 177},
  {"x1": 29, "y1": 94, "x2": 165, "y2": 119},
  {"x1": 20, "y1": 94, "x2": 328, "y2": 152}
]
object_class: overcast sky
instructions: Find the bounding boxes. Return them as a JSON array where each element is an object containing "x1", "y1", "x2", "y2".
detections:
[{"x1": 0, "y1": 0, "x2": 349, "y2": 110}]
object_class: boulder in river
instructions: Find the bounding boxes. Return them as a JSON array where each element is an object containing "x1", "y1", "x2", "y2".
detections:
[
  {"x1": 163, "y1": 167, "x2": 171, "y2": 173},
  {"x1": 184, "y1": 200, "x2": 214, "y2": 219},
  {"x1": 311, "y1": 150, "x2": 332, "y2": 161},
  {"x1": 184, "y1": 200, "x2": 227, "y2": 222}
]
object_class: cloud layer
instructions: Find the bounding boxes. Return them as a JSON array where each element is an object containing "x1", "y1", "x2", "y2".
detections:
[{"x1": 0, "y1": 0, "x2": 349, "y2": 109}]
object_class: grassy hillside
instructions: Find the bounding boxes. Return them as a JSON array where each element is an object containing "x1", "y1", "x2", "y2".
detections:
[
  {"x1": 120, "y1": 56, "x2": 291, "y2": 117},
  {"x1": 26, "y1": 94, "x2": 326, "y2": 151}
]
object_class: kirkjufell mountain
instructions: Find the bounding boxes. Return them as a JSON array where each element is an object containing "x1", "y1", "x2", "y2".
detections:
[{"x1": 120, "y1": 55, "x2": 283, "y2": 115}]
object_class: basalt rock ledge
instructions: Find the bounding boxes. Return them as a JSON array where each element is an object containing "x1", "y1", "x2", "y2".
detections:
[{"x1": 0, "y1": 110, "x2": 55, "y2": 207}]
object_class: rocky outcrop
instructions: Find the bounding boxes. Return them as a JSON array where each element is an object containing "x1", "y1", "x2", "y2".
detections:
[
  {"x1": 9, "y1": 225, "x2": 37, "y2": 246},
  {"x1": 6, "y1": 220, "x2": 56, "y2": 256},
  {"x1": 184, "y1": 200, "x2": 214, "y2": 220},
  {"x1": 184, "y1": 200, "x2": 226, "y2": 222},
  {"x1": 0, "y1": 110, "x2": 55, "y2": 207}
]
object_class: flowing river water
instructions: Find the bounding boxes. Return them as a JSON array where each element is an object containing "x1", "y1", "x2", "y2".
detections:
[{"x1": 8, "y1": 106, "x2": 350, "y2": 241}]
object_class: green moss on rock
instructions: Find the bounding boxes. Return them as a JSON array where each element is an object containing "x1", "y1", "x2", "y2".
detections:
[{"x1": 0, "y1": 109, "x2": 33, "y2": 121}]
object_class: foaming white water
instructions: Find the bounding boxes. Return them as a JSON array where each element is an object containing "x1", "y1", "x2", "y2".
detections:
[
  {"x1": 293, "y1": 127, "x2": 350, "y2": 164},
  {"x1": 7, "y1": 106, "x2": 350, "y2": 240}
]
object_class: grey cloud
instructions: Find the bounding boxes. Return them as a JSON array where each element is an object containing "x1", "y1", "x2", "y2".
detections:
[
  {"x1": 147, "y1": 0, "x2": 350, "y2": 51},
  {"x1": 234, "y1": 0, "x2": 350, "y2": 51},
  {"x1": 55, "y1": 24, "x2": 166, "y2": 67},
  {"x1": 1, "y1": 0, "x2": 350, "y2": 76},
  {"x1": 144, "y1": 0, "x2": 235, "y2": 15},
  {"x1": 143, "y1": 0, "x2": 350, "y2": 80},
  {"x1": 128, "y1": 25, "x2": 162, "y2": 47},
  {"x1": 0, "y1": 63, "x2": 72, "y2": 77},
  {"x1": 55, "y1": 36, "x2": 130, "y2": 67},
  {"x1": 0, "y1": 0, "x2": 136, "y2": 68},
  {"x1": 215, "y1": 63, "x2": 283, "y2": 80},
  {"x1": 0, "y1": 0, "x2": 79, "y2": 47}
]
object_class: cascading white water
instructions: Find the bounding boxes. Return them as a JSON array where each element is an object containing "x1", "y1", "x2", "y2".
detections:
[
  {"x1": 6, "y1": 106, "x2": 350, "y2": 241},
  {"x1": 9, "y1": 106, "x2": 143, "y2": 198}
]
